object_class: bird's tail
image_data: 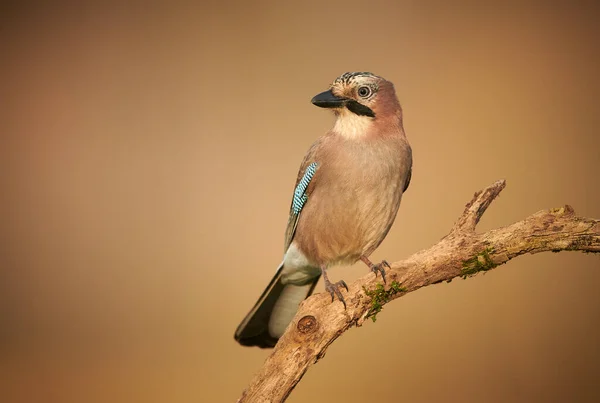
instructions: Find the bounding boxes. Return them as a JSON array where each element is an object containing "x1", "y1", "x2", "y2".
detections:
[{"x1": 234, "y1": 263, "x2": 320, "y2": 348}]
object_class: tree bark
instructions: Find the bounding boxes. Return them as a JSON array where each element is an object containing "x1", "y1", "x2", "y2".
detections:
[{"x1": 238, "y1": 180, "x2": 600, "y2": 403}]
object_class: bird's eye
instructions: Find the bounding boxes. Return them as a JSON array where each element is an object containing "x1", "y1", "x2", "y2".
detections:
[{"x1": 357, "y1": 86, "x2": 371, "y2": 98}]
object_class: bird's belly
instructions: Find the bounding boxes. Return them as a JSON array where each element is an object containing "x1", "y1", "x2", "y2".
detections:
[
  {"x1": 295, "y1": 172, "x2": 402, "y2": 267},
  {"x1": 355, "y1": 189, "x2": 401, "y2": 254}
]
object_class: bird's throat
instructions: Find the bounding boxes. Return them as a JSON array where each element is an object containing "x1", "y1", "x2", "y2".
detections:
[{"x1": 333, "y1": 111, "x2": 374, "y2": 139}]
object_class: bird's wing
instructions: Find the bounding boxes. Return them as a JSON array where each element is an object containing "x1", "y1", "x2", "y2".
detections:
[
  {"x1": 403, "y1": 166, "x2": 412, "y2": 192},
  {"x1": 283, "y1": 142, "x2": 320, "y2": 253}
]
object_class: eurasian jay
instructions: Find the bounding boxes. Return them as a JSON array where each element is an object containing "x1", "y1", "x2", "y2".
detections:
[{"x1": 235, "y1": 72, "x2": 413, "y2": 348}]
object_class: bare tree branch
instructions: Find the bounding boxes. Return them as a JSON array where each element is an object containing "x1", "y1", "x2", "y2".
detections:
[{"x1": 238, "y1": 180, "x2": 600, "y2": 403}]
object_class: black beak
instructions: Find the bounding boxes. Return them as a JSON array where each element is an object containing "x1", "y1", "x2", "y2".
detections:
[{"x1": 311, "y1": 89, "x2": 348, "y2": 108}]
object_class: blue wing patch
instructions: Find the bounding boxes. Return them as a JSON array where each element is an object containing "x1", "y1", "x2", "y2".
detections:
[{"x1": 292, "y1": 162, "x2": 318, "y2": 214}]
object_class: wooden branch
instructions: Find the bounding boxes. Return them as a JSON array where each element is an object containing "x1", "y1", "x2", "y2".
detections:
[{"x1": 238, "y1": 180, "x2": 600, "y2": 403}]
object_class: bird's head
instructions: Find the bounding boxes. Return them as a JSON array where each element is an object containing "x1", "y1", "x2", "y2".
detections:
[{"x1": 311, "y1": 72, "x2": 402, "y2": 138}]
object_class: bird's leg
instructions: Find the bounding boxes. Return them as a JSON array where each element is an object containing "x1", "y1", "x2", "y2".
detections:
[
  {"x1": 321, "y1": 266, "x2": 348, "y2": 309},
  {"x1": 360, "y1": 256, "x2": 390, "y2": 284}
]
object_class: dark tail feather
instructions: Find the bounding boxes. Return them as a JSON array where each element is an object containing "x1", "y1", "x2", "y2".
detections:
[{"x1": 234, "y1": 264, "x2": 319, "y2": 348}]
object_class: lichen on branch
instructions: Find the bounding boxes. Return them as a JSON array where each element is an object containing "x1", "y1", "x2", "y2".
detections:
[{"x1": 362, "y1": 281, "x2": 406, "y2": 322}]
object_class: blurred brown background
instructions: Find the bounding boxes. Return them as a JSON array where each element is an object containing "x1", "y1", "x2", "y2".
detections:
[{"x1": 1, "y1": 1, "x2": 599, "y2": 402}]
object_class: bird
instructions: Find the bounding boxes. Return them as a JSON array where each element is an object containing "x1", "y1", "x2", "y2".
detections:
[{"x1": 234, "y1": 72, "x2": 413, "y2": 348}]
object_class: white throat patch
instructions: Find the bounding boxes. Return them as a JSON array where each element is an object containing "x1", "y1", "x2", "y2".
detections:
[{"x1": 333, "y1": 109, "x2": 373, "y2": 139}]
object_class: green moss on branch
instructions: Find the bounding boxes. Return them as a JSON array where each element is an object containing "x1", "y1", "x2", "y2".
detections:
[
  {"x1": 362, "y1": 281, "x2": 406, "y2": 322},
  {"x1": 461, "y1": 248, "x2": 497, "y2": 278}
]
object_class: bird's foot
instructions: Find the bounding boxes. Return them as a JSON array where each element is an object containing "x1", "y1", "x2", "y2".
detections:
[
  {"x1": 324, "y1": 278, "x2": 349, "y2": 309},
  {"x1": 360, "y1": 257, "x2": 390, "y2": 284}
]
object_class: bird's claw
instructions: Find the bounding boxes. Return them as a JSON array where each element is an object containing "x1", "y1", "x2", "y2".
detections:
[
  {"x1": 325, "y1": 280, "x2": 349, "y2": 309},
  {"x1": 370, "y1": 260, "x2": 390, "y2": 284}
]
